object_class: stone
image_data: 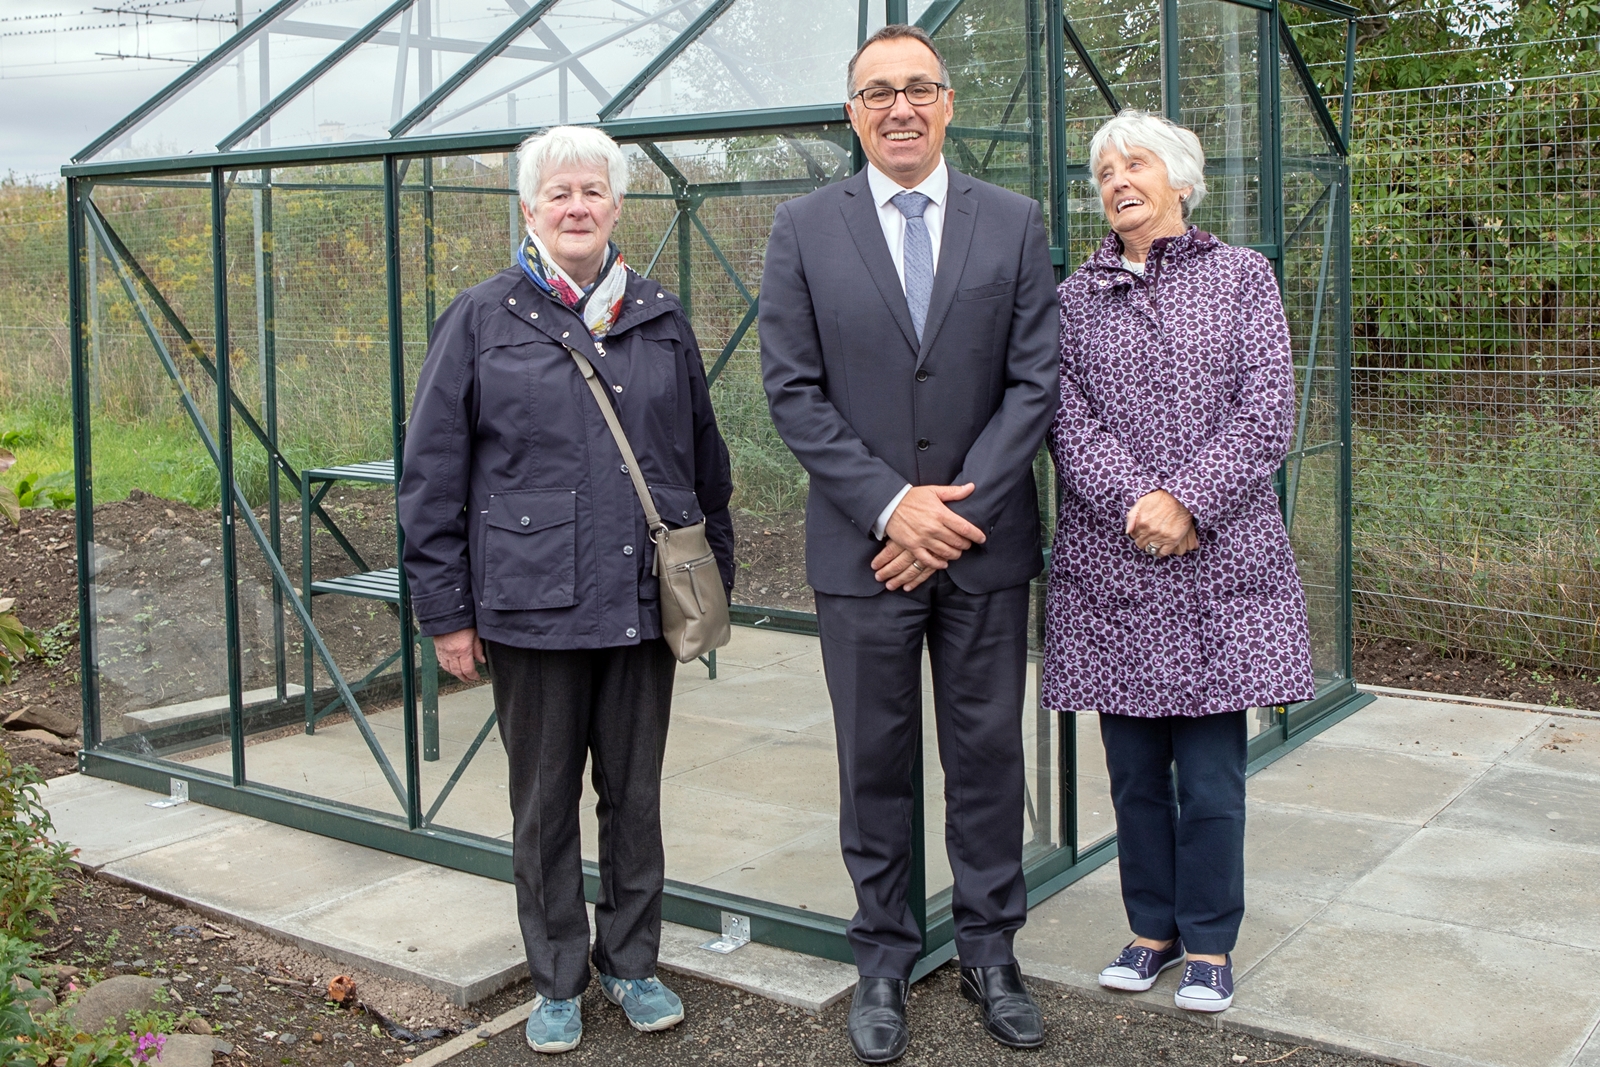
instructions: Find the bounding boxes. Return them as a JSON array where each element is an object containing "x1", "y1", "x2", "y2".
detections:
[
  {"x1": 184, "y1": 1017, "x2": 213, "y2": 1035},
  {"x1": 278, "y1": 1034, "x2": 297, "y2": 1046},
  {"x1": 3, "y1": 705, "x2": 79, "y2": 738},
  {"x1": 209, "y1": 983, "x2": 237, "y2": 996},
  {"x1": 65, "y1": 975, "x2": 169, "y2": 1035},
  {"x1": 154, "y1": 1034, "x2": 216, "y2": 1067}
]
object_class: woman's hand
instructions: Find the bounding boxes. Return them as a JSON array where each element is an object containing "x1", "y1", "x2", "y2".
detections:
[
  {"x1": 434, "y1": 627, "x2": 485, "y2": 683},
  {"x1": 1126, "y1": 490, "x2": 1198, "y2": 558}
]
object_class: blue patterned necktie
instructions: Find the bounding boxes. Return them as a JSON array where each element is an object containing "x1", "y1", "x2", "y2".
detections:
[{"x1": 891, "y1": 190, "x2": 934, "y2": 343}]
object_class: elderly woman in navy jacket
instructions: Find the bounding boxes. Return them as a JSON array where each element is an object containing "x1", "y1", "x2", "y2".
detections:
[
  {"x1": 1044, "y1": 111, "x2": 1314, "y2": 1014},
  {"x1": 398, "y1": 126, "x2": 734, "y2": 1055}
]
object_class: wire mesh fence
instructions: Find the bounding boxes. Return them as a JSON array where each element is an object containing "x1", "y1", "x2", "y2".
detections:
[{"x1": 1348, "y1": 71, "x2": 1600, "y2": 670}]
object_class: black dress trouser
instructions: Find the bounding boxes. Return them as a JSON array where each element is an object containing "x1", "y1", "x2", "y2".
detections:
[
  {"x1": 484, "y1": 638, "x2": 677, "y2": 1000},
  {"x1": 815, "y1": 572, "x2": 1031, "y2": 980},
  {"x1": 1099, "y1": 709, "x2": 1248, "y2": 956}
]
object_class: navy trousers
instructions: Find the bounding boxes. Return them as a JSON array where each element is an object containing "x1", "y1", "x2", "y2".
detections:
[
  {"x1": 816, "y1": 573, "x2": 1031, "y2": 979},
  {"x1": 1099, "y1": 709, "x2": 1247, "y2": 955}
]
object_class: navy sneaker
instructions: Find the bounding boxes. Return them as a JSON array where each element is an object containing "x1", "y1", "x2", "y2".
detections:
[
  {"x1": 1098, "y1": 940, "x2": 1185, "y2": 992},
  {"x1": 1174, "y1": 955, "x2": 1234, "y2": 1012}
]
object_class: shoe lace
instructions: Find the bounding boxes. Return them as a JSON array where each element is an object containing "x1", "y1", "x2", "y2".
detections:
[
  {"x1": 539, "y1": 997, "x2": 576, "y2": 1021},
  {"x1": 1114, "y1": 946, "x2": 1150, "y2": 970},
  {"x1": 1181, "y1": 961, "x2": 1221, "y2": 989}
]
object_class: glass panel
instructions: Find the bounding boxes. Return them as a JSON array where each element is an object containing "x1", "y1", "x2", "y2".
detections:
[
  {"x1": 417, "y1": 0, "x2": 708, "y2": 136},
  {"x1": 1177, "y1": 0, "x2": 1261, "y2": 246},
  {"x1": 83, "y1": 181, "x2": 236, "y2": 764},
  {"x1": 1287, "y1": 446, "x2": 1343, "y2": 687},
  {"x1": 1062, "y1": 0, "x2": 1162, "y2": 116},
  {"x1": 935, "y1": 0, "x2": 1047, "y2": 205},
  {"x1": 622, "y1": 0, "x2": 858, "y2": 119},
  {"x1": 90, "y1": 0, "x2": 404, "y2": 162},
  {"x1": 1075, "y1": 712, "x2": 1115, "y2": 852}
]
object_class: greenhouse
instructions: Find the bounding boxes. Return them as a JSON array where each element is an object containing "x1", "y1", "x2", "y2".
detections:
[{"x1": 61, "y1": 0, "x2": 1364, "y2": 971}]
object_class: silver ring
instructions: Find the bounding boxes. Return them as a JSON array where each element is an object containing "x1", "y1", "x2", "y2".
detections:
[
  {"x1": 1145, "y1": 543, "x2": 1160, "y2": 557},
  {"x1": 911, "y1": 560, "x2": 925, "y2": 571}
]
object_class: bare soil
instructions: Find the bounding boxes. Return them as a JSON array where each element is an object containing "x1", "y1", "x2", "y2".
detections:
[{"x1": 1352, "y1": 636, "x2": 1600, "y2": 711}]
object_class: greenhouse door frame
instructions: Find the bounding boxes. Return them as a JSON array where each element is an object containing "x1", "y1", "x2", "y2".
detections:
[{"x1": 64, "y1": 0, "x2": 1368, "y2": 975}]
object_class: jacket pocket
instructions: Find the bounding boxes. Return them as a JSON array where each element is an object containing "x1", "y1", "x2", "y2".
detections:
[
  {"x1": 957, "y1": 279, "x2": 1015, "y2": 301},
  {"x1": 482, "y1": 489, "x2": 578, "y2": 610}
]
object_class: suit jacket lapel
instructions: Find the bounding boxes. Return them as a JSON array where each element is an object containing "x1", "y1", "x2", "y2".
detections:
[
  {"x1": 916, "y1": 168, "x2": 976, "y2": 367},
  {"x1": 841, "y1": 173, "x2": 920, "y2": 353}
]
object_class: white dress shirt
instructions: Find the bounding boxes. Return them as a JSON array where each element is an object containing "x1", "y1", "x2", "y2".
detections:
[{"x1": 865, "y1": 161, "x2": 950, "y2": 540}]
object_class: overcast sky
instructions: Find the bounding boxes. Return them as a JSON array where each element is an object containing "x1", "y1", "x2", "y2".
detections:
[{"x1": 1, "y1": 0, "x2": 260, "y2": 182}]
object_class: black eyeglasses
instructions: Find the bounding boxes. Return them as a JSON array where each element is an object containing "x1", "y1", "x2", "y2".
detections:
[{"x1": 852, "y1": 82, "x2": 947, "y2": 110}]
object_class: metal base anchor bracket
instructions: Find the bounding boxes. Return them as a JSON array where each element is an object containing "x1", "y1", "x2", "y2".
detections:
[
  {"x1": 698, "y1": 911, "x2": 751, "y2": 954},
  {"x1": 146, "y1": 777, "x2": 190, "y2": 808}
]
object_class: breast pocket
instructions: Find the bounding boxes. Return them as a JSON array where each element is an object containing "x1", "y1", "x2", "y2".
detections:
[
  {"x1": 956, "y1": 279, "x2": 1015, "y2": 301},
  {"x1": 481, "y1": 489, "x2": 577, "y2": 610}
]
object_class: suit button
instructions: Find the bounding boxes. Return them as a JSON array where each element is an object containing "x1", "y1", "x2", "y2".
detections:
[
  {"x1": 916, "y1": 370, "x2": 928, "y2": 382},
  {"x1": 917, "y1": 438, "x2": 930, "y2": 450},
  {"x1": 519, "y1": 516, "x2": 530, "y2": 526},
  {"x1": 623, "y1": 545, "x2": 634, "y2": 556}
]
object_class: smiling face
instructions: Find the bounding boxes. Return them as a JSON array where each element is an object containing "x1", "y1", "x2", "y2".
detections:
[
  {"x1": 1096, "y1": 144, "x2": 1190, "y2": 252},
  {"x1": 520, "y1": 162, "x2": 622, "y2": 287},
  {"x1": 845, "y1": 36, "x2": 954, "y2": 188}
]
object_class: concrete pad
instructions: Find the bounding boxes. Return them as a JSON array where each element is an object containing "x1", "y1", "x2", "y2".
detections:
[
  {"x1": 1246, "y1": 741, "x2": 1486, "y2": 824},
  {"x1": 1244, "y1": 800, "x2": 1416, "y2": 902},
  {"x1": 289, "y1": 864, "x2": 526, "y2": 1004},
  {"x1": 1432, "y1": 763, "x2": 1600, "y2": 851},
  {"x1": 581, "y1": 782, "x2": 834, "y2": 886},
  {"x1": 1342, "y1": 825, "x2": 1600, "y2": 951},
  {"x1": 1507, "y1": 718, "x2": 1600, "y2": 779},
  {"x1": 101, "y1": 818, "x2": 420, "y2": 924},
  {"x1": 1314, "y1": 695, "x2": 1546, "y2": 763},
  {"x1": 671, "y1": 732, "x2": 839, "y2": 814},
  {"x1": 668, "y1": 661, "x2": 834, "y2": 733},
  {"x1": 662, "y1": 714, "x2": 786, "y2": 778},
  {"x1": 698, "y1": 826, "x2": 858, "y2": 920},
  {"x1": 1233, "y1": 901, "x2": 1600, "y2": 1067},
  {"x1": 672, "y1": 660, "x2": 750, "y2": 697},
  {"x1": 1572, "y1": 1027, "x2": 1600, "y2": 1067},
  {"x1": 656, "y1": 920, "x2": 858, "y2": 1012},
  {"x1": 123, "y1": 684, "x2": 305, "y2": 732},
  {"x1": 42, "y1": 775, "x2": 246, "y2": 867},
  {"x1": 712, "y1": 627, "x2": 819, "y2": 670}
]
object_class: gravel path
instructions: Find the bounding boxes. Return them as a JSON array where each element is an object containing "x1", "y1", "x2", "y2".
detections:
[{"x1": 451, "y1": 963, "x2": 1389, "y2": 1067}]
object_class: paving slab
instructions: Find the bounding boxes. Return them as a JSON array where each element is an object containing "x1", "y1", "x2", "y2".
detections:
[
  {"x1": 1246, "y1": 741, "x2": 1487, "y2": 824},
  {"x1": 1244, "y1": 800, "x2": 1417, "y2": 901},
  {"x1": 1573, "y1": 1028, "x2": 1600, "y2": 1067},
  {"x1": 1506, "y1": 718, "x2": 1600, "y2": 779},
  {"x1": 1341, "y1": 825, "x2": 1600, "y2": 951},
  {"x1": 43, "y1": 774, "x2": 247, "y2": 867},
  {"x1": 1432, "y1": 763, "x2": 1600, "y2": 851},
  {"x1": 1315, "y1": 696, "x2": 1547, "y2": 762},
  {"x1": 1232, "y1": 901, "x2": 1600, "y2": 1067}
]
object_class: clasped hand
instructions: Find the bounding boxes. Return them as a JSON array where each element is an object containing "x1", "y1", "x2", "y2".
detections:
[
  {"x1": 1126, "y1": 490, "x2": 1198, "y2": 558},
  {"x1": 871, "y1": 483, "x2": 987, "y2": 592}
]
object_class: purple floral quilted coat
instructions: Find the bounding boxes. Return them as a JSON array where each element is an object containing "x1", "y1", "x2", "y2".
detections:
[{"x1": 1041, "y1": 227, "x2": 1315, "y2": 718}]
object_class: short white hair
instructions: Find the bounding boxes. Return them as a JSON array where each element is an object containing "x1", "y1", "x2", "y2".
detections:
[
  {"x1": 1088, "y1": 110, "x2": 1207, "y2": 218},
  {"x1": 516, "y1": 126, "x2": 628, "y2": 207}
]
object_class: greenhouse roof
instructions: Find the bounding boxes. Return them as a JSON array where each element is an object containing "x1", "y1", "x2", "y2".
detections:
[{"x1": 69, "y1": 0, "x2": 1355, "y2": 177}]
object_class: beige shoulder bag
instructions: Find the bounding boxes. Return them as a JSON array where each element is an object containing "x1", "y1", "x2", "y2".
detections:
[{"x1": 566, "y1": 346, "x2": 730, "y2": 663}]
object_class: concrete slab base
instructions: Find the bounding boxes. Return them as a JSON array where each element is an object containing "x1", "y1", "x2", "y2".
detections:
[{"x1": 42, "y1": 773, "x2": 854, "y2": 1011}]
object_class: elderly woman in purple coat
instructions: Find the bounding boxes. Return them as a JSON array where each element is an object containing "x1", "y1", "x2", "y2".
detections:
[{"x1": 1043, "y1": 110, "x2": 1315, "y2": 1014}]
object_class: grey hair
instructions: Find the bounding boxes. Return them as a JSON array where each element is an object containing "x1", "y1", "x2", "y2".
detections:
[
  {"x1": 1088, "y1": 110, "x2": 1207, "y2": 218},
  {"x1": 516, "y1": 126, "x2": 628, "y2": 207},
  {"x1": 846, "y1": 24, "x2": 950, "y2": 100}
]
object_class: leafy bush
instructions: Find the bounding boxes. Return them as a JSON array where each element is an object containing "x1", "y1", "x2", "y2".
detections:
[
  {"x1": 0, "y1": 750, "x2": 78, "y2": 941},
  {"x1": 1, "y1": 931, "x2": 141, "y2": 1067},
  {"x1": 0, "y1": 601, "x2": 40, "y2": 688}
]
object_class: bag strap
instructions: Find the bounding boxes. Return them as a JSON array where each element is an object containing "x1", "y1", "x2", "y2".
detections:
[{"x1": 565, "y1": 346, "x2": 666, "y2": 538}]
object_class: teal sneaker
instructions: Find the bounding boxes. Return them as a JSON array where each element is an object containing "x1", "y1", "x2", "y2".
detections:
[
  {"x1": 598, "y1": 974, "x2": 685, "y2": 1032},
  {"x1": 524, "y1": 993, "x2": 582, "y2": 1053}
]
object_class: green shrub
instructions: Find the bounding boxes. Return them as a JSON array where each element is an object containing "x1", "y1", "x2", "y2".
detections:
[{"x1": 0, "y1": 751, "x2": 78, "y2": 940}]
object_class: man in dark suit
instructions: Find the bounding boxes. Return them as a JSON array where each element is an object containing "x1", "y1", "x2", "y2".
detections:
[{"x1": 760, "y1": 24, "x2": 1060, "y2": 1064}]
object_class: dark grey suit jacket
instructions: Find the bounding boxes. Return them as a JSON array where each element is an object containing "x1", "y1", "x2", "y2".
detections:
[{"x1": 760, "y1": 165, "x2": 1061, "y2": 597}]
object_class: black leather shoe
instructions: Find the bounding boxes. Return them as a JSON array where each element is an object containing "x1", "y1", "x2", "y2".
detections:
[
  {"x1": 847, "y1": 976, "x2": 910, "y2": 1063},
  {"x1": 959, "y1": 963, "x2": 1045, "y2": 1048}
]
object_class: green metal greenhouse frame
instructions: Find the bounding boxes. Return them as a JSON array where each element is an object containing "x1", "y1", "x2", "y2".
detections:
[{"x1": 62, "y1": 0, "x2": 1368, "y2": 976}]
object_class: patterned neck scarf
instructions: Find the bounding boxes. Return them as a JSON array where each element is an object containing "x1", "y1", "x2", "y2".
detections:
[{"x1": 516, "y1": 231, "x2": 630, "y2": 338}]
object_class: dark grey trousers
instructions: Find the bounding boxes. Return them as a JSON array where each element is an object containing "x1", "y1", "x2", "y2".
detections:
[
  {"x1": 484, "y1": 639, "x2": 676, "y2": 1000},
  {"x1": 815, "y1": 573, "x2": 1031, "y2": 979}
]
